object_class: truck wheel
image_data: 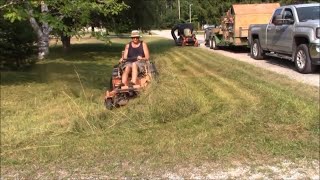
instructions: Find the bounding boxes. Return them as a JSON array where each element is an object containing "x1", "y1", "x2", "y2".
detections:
[
  {"x1": 210, "y1": 38, "x2": 219, "y2": 50},
  {"x1": 251, "y1": 39, "x2": 265, "y2": 60},
  {"x1": 294, "y1": 44, "x2": 315, "y2": 74}
]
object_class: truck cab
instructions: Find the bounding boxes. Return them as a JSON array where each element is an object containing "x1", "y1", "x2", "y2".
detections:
[{"x1": 249, "y1": 3, "x2": 320, "y2": 73}]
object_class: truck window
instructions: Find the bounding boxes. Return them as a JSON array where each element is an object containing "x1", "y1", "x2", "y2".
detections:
[
  {"x1": 271, "y1": 9, "x2": 282, "y2": 24},
  {"x1": 283, "y1": 8, "x2": 294, "y2": 20},
  {"x1": 297, "y1": 6, "x2": 320, "y2": 22}
]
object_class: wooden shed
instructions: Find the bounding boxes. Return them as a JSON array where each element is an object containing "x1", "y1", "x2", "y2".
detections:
[{"x1": 232, "y1": 3, "x2": 280, "y2": 38}]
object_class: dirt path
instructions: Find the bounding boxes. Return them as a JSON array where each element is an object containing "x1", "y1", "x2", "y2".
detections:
[{"x1": 151, "y1": 30, "x2": 320, "y2": 87}]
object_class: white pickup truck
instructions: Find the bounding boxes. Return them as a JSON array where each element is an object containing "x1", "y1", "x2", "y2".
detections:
[{"x1": 248, "y1": 3, "x2": 320, "y2": 73}]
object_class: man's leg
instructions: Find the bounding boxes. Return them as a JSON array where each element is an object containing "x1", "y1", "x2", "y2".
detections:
[
  {"x1": 131, "y1": 63, "x2": 138, "y2": 84},
  {"x1": 122, "y1": 66, "x2": 131, "y2": 85}
]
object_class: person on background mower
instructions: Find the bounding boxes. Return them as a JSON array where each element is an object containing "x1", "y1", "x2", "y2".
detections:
[
  {"x1": 171, "y1": 23, "x2": 194, "y2": 43},
  {"x1": 120, "y1": 30, "x2": 150, "y2": 86}
]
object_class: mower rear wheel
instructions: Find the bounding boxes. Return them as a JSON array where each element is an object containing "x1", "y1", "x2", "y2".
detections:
[
  {"x1": 105, "y1": 98, "x2": 114, "y2": 110},
  {"x1": 109, "y1": 77, "x2": 113, "y2": 90}
]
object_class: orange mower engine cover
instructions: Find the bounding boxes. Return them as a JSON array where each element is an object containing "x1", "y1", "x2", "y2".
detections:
[
  {"x1": 177, "y1": 34, "x2": 199, "y2": 46},
  {"x1": 171, "y1": 23, "x2": 199, "y2": 47},
  {"x1": 104, "y1": 57, "x2": 157, "y2": 110}
]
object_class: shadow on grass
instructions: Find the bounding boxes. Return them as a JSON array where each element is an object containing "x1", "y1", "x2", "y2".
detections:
[
  {"x1": 0, "y1": 61, "x2": 113, "y2": 89},
  {"x1": 47, "y1": 42, "x2": 125, "y2": 62},
  {"x1": 47, "y1": 38, "x2": 173, "y2": 61},
  {"x1": 1, "y1": 38, "x2": 174, "y2": 86}
]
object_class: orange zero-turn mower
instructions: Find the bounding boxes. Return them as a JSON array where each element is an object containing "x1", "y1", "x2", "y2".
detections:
[
  {"x1": 171, "y1": 23, "x2": 199, "y2": 47},
  {"x1": 104, "y1": 57, "x2": 157, "y2": 110},
  {"x1": 177, "y1": 34, "x2": 199, "y2": 46}
]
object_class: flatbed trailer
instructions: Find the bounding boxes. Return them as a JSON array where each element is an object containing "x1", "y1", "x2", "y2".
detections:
[{"x1": 209, "y1": 3, "x2": 280, "y2": 49}]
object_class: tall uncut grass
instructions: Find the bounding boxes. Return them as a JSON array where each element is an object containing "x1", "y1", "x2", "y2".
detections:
[{"x1": 1, "y1": 36, "x2": 319, "y2": 177}]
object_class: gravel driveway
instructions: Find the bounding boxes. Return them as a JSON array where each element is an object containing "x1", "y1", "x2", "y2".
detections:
[{"x1": 151, "y1": 30, "x2": 319, "y2": 87}]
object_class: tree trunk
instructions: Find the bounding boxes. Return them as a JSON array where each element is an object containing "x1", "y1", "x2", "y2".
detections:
[
  {"x1": 27, "y1": 1, "x2": 51, "y2": 60},
  {"x1": 39, "y1": 2, "x2": 50, "y2": 58},
  {"x1": 61, "y1": 35, "x2": 71, "y2": 51},
  {"x1": 91, "y1": 26, "x2": 95, "y2": 37}
]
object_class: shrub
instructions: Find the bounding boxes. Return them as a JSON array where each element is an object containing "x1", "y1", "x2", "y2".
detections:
[{"x1": 0, "y1": 16, "x2": 37, "y2": 69}]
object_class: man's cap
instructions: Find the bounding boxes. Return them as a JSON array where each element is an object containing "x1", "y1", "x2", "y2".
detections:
[{"x1": 130, "y1": 30, "x2": 141, "y2": 38}]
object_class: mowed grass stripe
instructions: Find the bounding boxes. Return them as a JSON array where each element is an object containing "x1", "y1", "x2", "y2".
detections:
[
  {"x1": 167, "y1": 49, "x2": 273, "y2": 132},
  {"x1": 186, "y1": 50, "x2": 319, "y2": 130},
  {"x1": 158, "y1": 50, "x2": 214, "y2": 112},
  {"x1": 178, "y1": 48, "x2": 318, "y2": 122},
  {"x1": 157, "y1": 51, "x2": 255, "y2": 158},
  {"x1": 158, "y1": 48, "x2": 318, "y2": 160},
  {"x1": 166, "y1": 47, "x2": 318, "y2": 135},
  {"x1": 166, "y1": 50, "x2": 241, "y2": 108},
  {"x1": 181, "y1": 47, "x2": 318, "y2": 103},
  {"x1": 171, "y1": 48, "x2": 319, "y2": 155},
  {"x1": 171, "y1": 49, "x2": 260, "y2": 105},
  {"x1": 179, "y1": 48, "x2": 274, "y2": 96},
  {"x1": 164, "y1": 49, "x2": 238, "y2": 108}
]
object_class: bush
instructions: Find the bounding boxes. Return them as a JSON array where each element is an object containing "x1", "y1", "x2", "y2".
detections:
[{"x1": 0, "y1": 17, "x2": 37, "y2": 69}]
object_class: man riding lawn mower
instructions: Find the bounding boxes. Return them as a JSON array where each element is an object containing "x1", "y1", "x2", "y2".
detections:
[
  {"x1": 104, "y1": 56, "x2": 157, "y2": 109},
  {"x1": 104, "y1": 30, "x2": 157, "y2": 109},
  {"x1": 171, "y1": 23, "x2": 199, "y2": 46}
]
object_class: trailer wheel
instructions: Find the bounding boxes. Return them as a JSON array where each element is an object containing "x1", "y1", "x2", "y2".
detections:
[
  {"x1": 294, "y1": 44, "x2": 316, "y2": 74},
  {"x1": 210, "y1": 38, "x2": 219, "y2": 50},
  {"x1": 204, "y1": 30, "x2": 210, "y2": 47},
  {"x1": 251, "y1": 39, "x2": 265, "y2": 60}
]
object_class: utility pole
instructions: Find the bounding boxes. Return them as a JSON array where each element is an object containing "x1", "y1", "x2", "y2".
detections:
[
  {"x1": 189, "y1": 4, "x2": 193, "y2": 23},
  {"x1": 178, "y1": 0, "x2": 180, "y2": 20}
]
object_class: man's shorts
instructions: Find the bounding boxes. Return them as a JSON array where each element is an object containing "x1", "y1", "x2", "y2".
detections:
[{"x1": 122, "y1": 61, "x2": 147, "y2": 73}]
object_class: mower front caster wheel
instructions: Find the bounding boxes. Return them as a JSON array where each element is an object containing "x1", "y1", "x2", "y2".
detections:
[{"x1": 105, "y1": 98, "x2": 114, "y2": 110}]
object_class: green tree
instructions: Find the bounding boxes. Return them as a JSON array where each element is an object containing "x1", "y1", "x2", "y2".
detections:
[{"x1": 1, "y1": 0, "x2": 127, "y2": 59}]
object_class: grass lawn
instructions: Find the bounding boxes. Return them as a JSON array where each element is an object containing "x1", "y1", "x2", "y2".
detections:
[{"x1": 1, "y1": 36, "x2": 319, "y2": 178}]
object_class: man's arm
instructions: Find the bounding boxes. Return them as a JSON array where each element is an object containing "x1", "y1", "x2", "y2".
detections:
[
  {"x1": 171, "y1": 25, "x2": 179, "y2": 41},
  {"x1": 123, "y1": 44, "x2": 129, "y2": 60},
  {"x1": 141, "y1": 42, "x2": 149, "y2": 60}
]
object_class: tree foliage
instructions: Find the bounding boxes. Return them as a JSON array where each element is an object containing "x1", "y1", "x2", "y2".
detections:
[
  {"x1": 1, "y1": 0, "x2": 319, "y2": 64},
  {"x1": 0, "y1": 13, "x2": 37, "y2": 69},
  {"x1": 117, "y1": 0, "x2": 319, "y2": 30},
  {"x1": 1, "y1": 0, "x2": 128, "y2": 53}
]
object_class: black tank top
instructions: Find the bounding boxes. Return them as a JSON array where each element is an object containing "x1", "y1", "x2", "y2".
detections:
[{"x1": 127, "y1": 41, "x2": 145, "y2": 62}]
